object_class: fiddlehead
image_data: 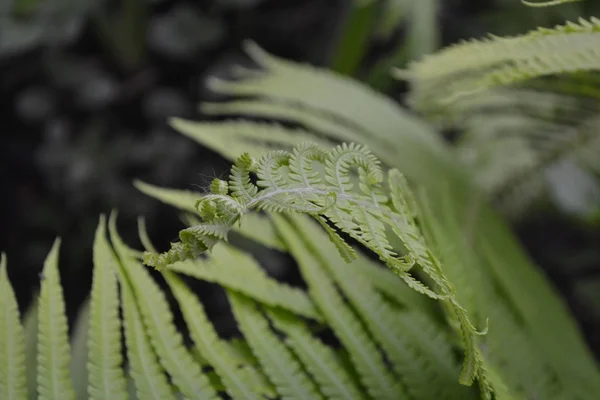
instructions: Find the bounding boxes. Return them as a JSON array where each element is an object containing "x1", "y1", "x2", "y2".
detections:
[{"x1": 142, "y1": 142, "x2": 489, "y2": 391}]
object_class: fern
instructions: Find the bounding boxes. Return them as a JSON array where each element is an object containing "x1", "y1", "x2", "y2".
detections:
[
  {"x1": 107, "y1": 214, "x2": 218, "y2": 400},
  {"x1": 87, "y1": 216, "x2": 128, "y2": 400},
  {"x1": 0, "y1": 254, "x2": 27, "y2": 400},
  {"x1": 285, "y1": 213, "x2": 471, "y2": 400},
  {"x1": 267, "y1": 309, "x2": 365, "y2": 400},
  {"x1": 36, "y1": 239, "x2": 76, "y2": 400},
  {"x1": 142, "y1": 141, "x2": 489, "y2": 390},
  {"x1": 403, "y1": 17, "x2": 600, "y2": 115},
  {"x1": 227, "y1": 291, "x2": 322, "y2": 399}
]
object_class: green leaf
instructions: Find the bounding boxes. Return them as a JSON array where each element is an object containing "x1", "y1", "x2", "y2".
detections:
[
  {"x1": 168, "y1": 244, "x2": 322, "y2": 321},
  {"x1": 107, "y1": 213, "x2": 218, "y2": 400},
  {"x1": 120, "y1": 275, "x2": 176, "y2": 400},
  {"x1": 268, "y1": 309, "x2": 365, "y2": 400},
  {"x1": 227, "y1": 291, "x2": 321, "y2": 399},
  {"x1": 165, "y1": 273, "x2": 266, "y2": 399},
  {"x1": 87, "y1": 216, "x2": 128, "y2": 400},
  {"x1": 37, "y1": 239, "x2": 76, "y2": 400},
  {"x1": 271, "y1": 214, "x2": 404, "y2": 399},
  {"x1": 0, "y1": 254, "x2": 27, "y2": 400}
]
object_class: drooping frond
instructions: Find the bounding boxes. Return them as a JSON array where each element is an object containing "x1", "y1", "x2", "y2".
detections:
[
  {"x1": 0, "y1": 254, "x2": 27, "y2": 400},
  {"x1": 270, "y1": 214, "x2": 406, "y2": 399},
  {"x1": 227, "y1": 291, "x2": 321, "y2": 399},
  {"x1": 141, "y1": 142, "x2": 489, "y2": 389},
  {"x1": 107, "y1": 214, "x2": 218, "y2": 400},
  {"x1": 87, "y1": 216, "x2": 128, "y2": 400},
  {"x1": 36, "y1": 239, "x2": 76, "y2": 400},
  {"x1": 403, "y1": 17, "x2": 600, "y2": 114},
  {"x1": 286, "y1": 214, "x2": 472, "y2": 400}
]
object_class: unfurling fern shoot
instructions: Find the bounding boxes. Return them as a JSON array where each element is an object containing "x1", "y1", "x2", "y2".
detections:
[{"x1": 142, "y1": 142, "x2": 491, "y2": 395}]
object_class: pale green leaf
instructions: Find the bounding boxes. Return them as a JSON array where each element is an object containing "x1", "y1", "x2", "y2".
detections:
[
  {"x1": 0, "y1": 253, "x2": 27, "y2": 400},
  {"x1": 228, "y1": 291, "x2": 321, "y2": 399},
  {"x1": 37, "y1": 239, "x2": 76, "y2": 400},
  {"x1": 87, "y1": 216, "x2": 128, "y2": 400}
]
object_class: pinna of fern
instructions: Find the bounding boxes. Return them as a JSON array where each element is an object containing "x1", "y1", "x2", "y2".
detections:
[{"x1": 142, "y1": 141, "x2": 492, "y2": 393}]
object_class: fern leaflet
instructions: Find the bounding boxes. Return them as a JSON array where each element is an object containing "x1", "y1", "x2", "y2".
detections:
[
  {"x1": 36, "y1": 240, "x2": 76, "y2": 400},
  {"x1": 87, "y1": 216, "x2": 128, "y2": 400},
  {"x1": 0, "y1": 254, "x2": 27, "y2": 400}
]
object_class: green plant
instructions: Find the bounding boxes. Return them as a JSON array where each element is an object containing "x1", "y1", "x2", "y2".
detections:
[
  {"x1": 400, "y1": 12, "x2": 600, "y2": 219},
  {"x1": 3, "y1": 3, "x2": 600, "y2": 400}
]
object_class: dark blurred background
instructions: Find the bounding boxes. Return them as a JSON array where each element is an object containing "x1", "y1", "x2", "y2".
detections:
[{"x1": 1, "y1": 0, "x2": 599, "y2": 357}]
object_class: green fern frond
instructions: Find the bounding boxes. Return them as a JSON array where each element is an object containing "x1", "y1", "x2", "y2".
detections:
[
  {"x1": 107, "y1": 214, "x2": 218, "y2": 400},
  {"x1": 142, "y1": 142, "x2": 488, "y2": 389},
  {"x1": 22, "y1": 299, "x2": 38, "y2": 400},
  {"x1": 227, "y1": 291, "x2": 321, "y2": 399},
  {"x1": 167, "y1": 244, "x2": 322, "y2": 321},
  {"x1": 165, "y1": 273, "x2": 267, "y2": 400},
  {"x1": 287, "y1": 214, "x2": 471, "y2": 400},
  {"x1": 37, "y1": 239, "x2": 76, "y2": 400},
  {"x1": 271, "y1": 214, "x2": 406, "y2": 399},
  {"x1": 69, "y1": 298, "x2": 90, "y2": 399},
  {"x1": 120, "y1": 277, "x2": 175, "y2": 400},
  {"x1": 267, "y1": 309, "x2": 366, "y2": 400},
  {"x1": 404, "y1": 17, "x2": 600, "y2": 114},
  {"x1": 0, "y1": 254, "x2": 27, "y2": 400},
  {"x1": 87, "y1": 216, "x2": 128, "y2": 400}
]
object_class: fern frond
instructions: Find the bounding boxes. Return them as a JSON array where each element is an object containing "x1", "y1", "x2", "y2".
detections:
[
  {"x1": 227, "y1": 291, "x2": 321, "y2": 399},
  {"x1": 267, "y1": 309, "x2": 366, "y2": 400},
  {"x1": 288, "y1": 214, "x2": 472, "y2": 400},
  {"x1": 271, "y1": 214, "x2": 405, "y2": 399},
  {"x1": 37, "y1": 239, "x2": 76, "y2": 400},
  {"x1": 120, "y1": 276, "x2": 175, "y2": 400},
  {"x1": 449, "y1": 88, "x2": 600, "y2": 218},
  {"x1": 404, "y1": 17, "x2": 600, "y2": 113},
  {"x1": 168, "y1": 244, "x2": 322, "y2": 321},
  {"x1": 142, "y1": 142, "x2": 488, "y2": 388},
  {"x1": 69, "y1": 298, "x2": 90, "y2": 399},
  {"x1": 87, "y1": 216, "x2": 128, "y2": 400},
  {"x1": 22, "y1": 299, "x2": 38, "y2": 400},
  {"x1": 0, "y1": 254, "x2": 27, "y2": 400},
  {"x1": 107, "y1": 214, "x2": 218, "y2": 400},
  {"x1": 165, "y1": 273, "x2": 266, "y2": 400}
]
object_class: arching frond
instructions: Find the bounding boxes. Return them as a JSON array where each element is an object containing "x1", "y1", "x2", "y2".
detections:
[
  {"x1": 287, "y1": 214, "x2": 471, "y2": 400},
  {"x1": 141, "y1": 142, "x2": 492, "y2": 390},
  {"x1": 403, "y1": 17, "x2": 600, "y2": 114}
]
